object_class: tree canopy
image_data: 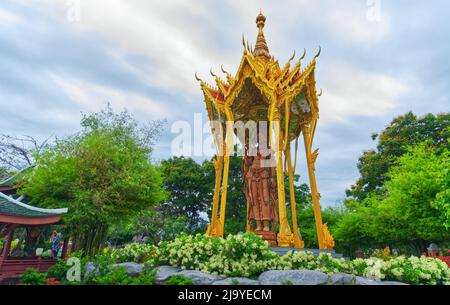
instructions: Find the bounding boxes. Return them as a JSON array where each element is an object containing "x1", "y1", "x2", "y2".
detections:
[
  {"x1": 21, "y1": 106, "x2": 166, "y2": 256},
  {"x1": 334, "y1": 143, "x2": 450, "y2": 256},
  {"x1": 346, "y1": 112, "x2": 449, "y2": 201}
]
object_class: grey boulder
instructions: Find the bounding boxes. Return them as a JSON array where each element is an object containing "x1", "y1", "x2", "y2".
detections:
[
  {"x1": 213, "y1": 277, "x2": 259, "y2": 285},
  {"x1": 84, "y1": 262, "x2": 98, "y2": 277},
  {"x1": 355, "y1": 276, "x2": 382, "y2": 285},
  {"x1": 155, "y1": 265, "x2": 181, "y2": 283},
  {"x1": 175, "y1": 270, "x2": 224, "y2": 285},
  {"x1": 380, "y1": 281, "x2": 409, "y2": 285},
  {"x1": 259, "y1": 270, "x2": 328, "y2": 285},
  {"x1": 111, "y1": 262, "x2": 143, "y2": 276},
  {"x1": 329, "y1": 272, "x2": 356, "y2": 285}
]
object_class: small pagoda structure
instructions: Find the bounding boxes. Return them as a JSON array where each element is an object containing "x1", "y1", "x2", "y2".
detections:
[
  {"x1": 196, "y1": 11, "x2": 334, "y2": 249},
  {"x1": 0, "y1": 170, "x2": 68, "y2": 282}
]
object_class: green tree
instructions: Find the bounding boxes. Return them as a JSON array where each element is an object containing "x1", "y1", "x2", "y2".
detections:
[
  {"x1": 376, "y1": 143, "x2": 449, "y2": 241},
  {"x1": 347, "y1": 112, "x2": 449, "y2": 201},
  {"x1": 21, "y1": 106, "x2": 166, "y2": 256},
  {"x1": 158, "y1": 156, "x2": 212, "y2": 232},
  {"x1": 334, "y1": 143, "x2": 450, "y2": 256}
]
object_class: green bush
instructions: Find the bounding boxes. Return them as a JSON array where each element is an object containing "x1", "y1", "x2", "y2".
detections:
[
  {"x1": 109, "y1": 243, "x2": 158, "y2": 264},
  {"x1": 86, "y1": 266, "x2": 134, "y2": 285},
  {"x1": 132, "y1": 269, "x2": 157, "y2": 285},
  {"x1": 20, "y1": 268, "x2": 47, "y2": 285},
  {"x1": 158, "y1": 233, "x2": 279, "y2": 277},
  {"x1": 47, "y1": 259, "x2": 70, "y2": 281},
  {"x1": 84, "y1": 266, "x2": 156, "y2": 285},
  {"x1": 165, "y1": 275, "x2": 193, "y2": 285}
]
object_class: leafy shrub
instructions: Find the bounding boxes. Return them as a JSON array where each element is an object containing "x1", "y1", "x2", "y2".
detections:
[
  {"x1": 86, "y1": 266, "x2": 134, "y2": 285},
  {"x1": 371, "y1": 247, "x2": 393, "y2": 260},
  {"x1": 84, "y1": 266, "x2": 156, "y2": 285},
  {"x1": 131, "y1": 269, "x2": 157, "y2": 285},
  {"x1": 20, "y1": 268, "x2": 47, "y2": 285},
  {"x1": 158, "y1": 233, "x2": 279, "y2": 277},
  {"x1": 47, "y1": 259, "x2": 70, "y2": 281},
  {"x1": 165, "y1": 275, "x2": 193, "y2": 285},
  {"x1": 380, "y1": 256, "x2": 449, "y2": 285},
  {"x1": 109, "y1": 243, "x2": 158, "y2": 264}
]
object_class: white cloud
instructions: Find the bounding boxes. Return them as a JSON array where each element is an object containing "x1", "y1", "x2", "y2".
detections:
[
  {"x1": 37, "y1": 0, "x2": 220, "y2": 95},
  {"x1": 35, "y1": 0, "x2": 391, "y2": 97},
  {"x1": 319, "y1": 64, "x2": 409, "y2": 124},
  {"x1": 326, "y1": 8, "x2": 390, "y2": 45},
  {"x1": 51, "y1": 73, "x2": 169, "y2": 120},
  {"x1": 0, "y1": 8, "x2": 22, "y2": 25},
  {"x1": 227, "y1": 0, "x2": 390, "y2": 46}
]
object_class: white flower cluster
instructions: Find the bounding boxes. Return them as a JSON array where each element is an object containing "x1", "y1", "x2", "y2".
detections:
[
  {"x1": 108, "y1": 243, "x2": 158, "y2": 264},
  {"x1": 157, "y1": 233, "x2": 279, "y2": 277},
  {"x1": 108, "y1": 234, "x2": 450, "y2": 285},
  {"x1": 380, "y1": 255, "x2": 450, "y2": 285}
]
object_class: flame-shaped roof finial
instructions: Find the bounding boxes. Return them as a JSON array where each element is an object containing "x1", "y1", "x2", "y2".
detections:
[{"x1": 254, "y1": 10, "x2": 270, "y2": 59}]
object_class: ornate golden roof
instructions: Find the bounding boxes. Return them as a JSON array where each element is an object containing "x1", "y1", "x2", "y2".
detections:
[
  {"x1": 254, "y1": 10, "x2": 270, "y2": 59},
  {"x1": 197, "y1": 11, "x2": 322, "y2": 141}
]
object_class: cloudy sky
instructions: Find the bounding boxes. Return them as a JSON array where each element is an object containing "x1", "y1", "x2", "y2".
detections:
[{"x1": 0, "y1": 0, "x2": 449, "y2": 207}]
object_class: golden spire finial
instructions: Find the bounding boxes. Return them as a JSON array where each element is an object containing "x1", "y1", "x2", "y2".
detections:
[
  {"x1": 254, "y1": 10, "x2": 270, "y2": 59},
  {"x1": 256, "y1": 9, "x2": 266, "y2": 30}
]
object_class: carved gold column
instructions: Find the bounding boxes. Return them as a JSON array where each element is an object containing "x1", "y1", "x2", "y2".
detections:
[
  {"x1": 207, "y1": 154, "x2": 224, "y2": 237},
  {"x1": 217, "y1": 107, "x2": 234, "y2": 236},
  {"x1": 270, "y1": 106, "x2": 293, "y2": 247},
  {"x1": 301, "y1": 122, "x2": 325, "y2": 249},
  {"x1": 285, "y1": 144, "x2": 305, "y2": 248}
]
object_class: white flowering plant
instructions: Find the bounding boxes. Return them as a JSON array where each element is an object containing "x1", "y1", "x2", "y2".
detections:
[
  {"x1": 157, "y1": 233, "x2": 279, "y2": 277},
  {"x1": 102, "y1": 233, "x2": 449, "y2": 285},
  {"x1": 108, "y1": 243, "x2": 159, "y2": 264},
  {"x1": 380, "y1": 255, "x2": 450, "y2": 285}
]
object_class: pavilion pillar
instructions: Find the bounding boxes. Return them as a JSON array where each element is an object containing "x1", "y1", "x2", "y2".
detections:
[
  {"x1": 218, "y1": 111, "x2": 235, "y2": 236},
  {"x1": 61, "y1": 238, "x2": 69, "y2": 259},
  {"x1": 285, "y1": 145, "x2": 305, "y2": 248},
  {"x1": 270, "y1": 109, "x2": 292, "y2": 247},
  {"x1": 0, "y1": 229, "x2": 14, "y2": 264},
  {"x1": 302, "y1": 125, "x2": 325, "y2": 249}
]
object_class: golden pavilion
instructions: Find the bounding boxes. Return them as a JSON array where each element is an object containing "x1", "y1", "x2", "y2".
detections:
[{"x1": 196, "y1": 11, "x2": 334, "y2": 250}]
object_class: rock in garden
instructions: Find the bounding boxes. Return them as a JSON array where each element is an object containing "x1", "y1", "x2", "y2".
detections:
[
  {"x1": 380, "y1": 281, "x2": 409, "y2": 285},
  {"x1": 212, "y1": 277, "x2": 259, "y2": 285},
  {"x1": 176, "y1": 270, "x2": 224, "y2": 285},
  {"x1": 329, "y1": 272, "x2": 356, "y2": 285},
  {"x1": 259, "y1": 270, "x2": 328, "y2": 285},
  {"x1": 84, "y1": 262, "x2": 98, "y2": 277},
  {"x1": 354, "y1": 276, "x2": 382, "y2": 285},
  {"x1": 155, "y1": 265, "x2": 181, "y2": 283},
  {"x1": 111, "y1": 262, "x2": 143, "y2": 276}
]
